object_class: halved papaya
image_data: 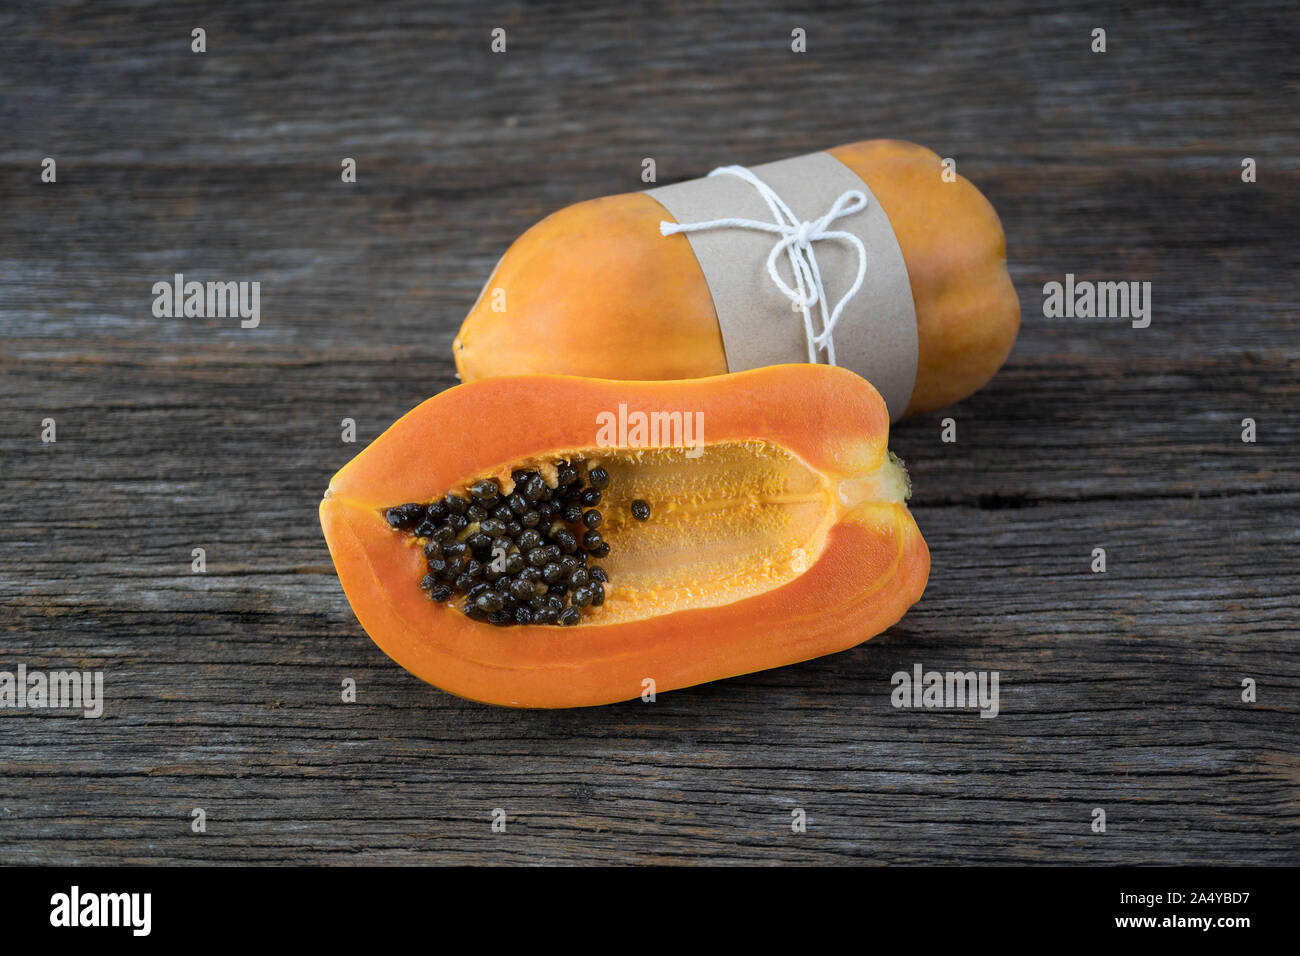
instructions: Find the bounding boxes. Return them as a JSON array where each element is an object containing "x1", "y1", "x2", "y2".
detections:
[{"x1": 319, "y1": 364, "x2": 929, "y2": 708}]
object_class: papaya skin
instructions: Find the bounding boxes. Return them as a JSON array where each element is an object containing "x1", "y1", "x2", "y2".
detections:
[
  {"x1": 456, "y1": 192, "x2": 728, "y2": 382},
  {"x1": 828, "y1": 141, "x2": 1020, "y2": 416},
  {"x1": 320, "y1": 365, "x2": 929, "y2": 708},
  {"x1": 453, "y1": 139, "x2": 1019, "y2": 417}
]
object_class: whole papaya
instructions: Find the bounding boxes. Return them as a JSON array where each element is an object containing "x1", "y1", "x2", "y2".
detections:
[{"x1": 453, "y1": 139, "x2": 1019, "y2": 417}]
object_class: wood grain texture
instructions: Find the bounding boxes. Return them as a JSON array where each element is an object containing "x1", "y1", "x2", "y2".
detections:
[{"x1": 1, "y1": 0, "x2": 1297, "y2": 865}]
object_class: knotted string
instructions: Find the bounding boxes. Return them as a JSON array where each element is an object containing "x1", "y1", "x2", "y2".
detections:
[{"x1": 659, "y1": 164, "x2": 868, "y2": 365}]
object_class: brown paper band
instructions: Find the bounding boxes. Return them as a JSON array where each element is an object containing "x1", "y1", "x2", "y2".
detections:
[{"x1": 646, "y1": 151, "x2": 917, "y2": 420}]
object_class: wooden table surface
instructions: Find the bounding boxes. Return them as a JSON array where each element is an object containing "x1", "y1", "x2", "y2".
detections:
[{"x1": 2, "y1": 1, "x2": 1296, "y2": 865}]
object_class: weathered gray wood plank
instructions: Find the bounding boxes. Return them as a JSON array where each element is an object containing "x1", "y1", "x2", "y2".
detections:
[{"x1": 1, "y1": 0, "x2": 1297, "y2": 865}]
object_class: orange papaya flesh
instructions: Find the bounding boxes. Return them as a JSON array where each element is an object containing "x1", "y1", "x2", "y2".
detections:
[
  {"x1": 453, "y1": 139, "x2": 1019, "y2": 417},
  {"x1": 320, "y1": 364, "x2": 929, "y2": 708}
]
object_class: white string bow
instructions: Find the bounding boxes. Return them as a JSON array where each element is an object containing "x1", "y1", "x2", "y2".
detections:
[{"x1": 659, "y1": 164, "x2": 868, "y2": 365}]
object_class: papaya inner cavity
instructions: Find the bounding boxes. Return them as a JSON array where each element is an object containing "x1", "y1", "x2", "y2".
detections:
[{"x1": 386, "y1": 440, "x2": 907, "y2": 629}]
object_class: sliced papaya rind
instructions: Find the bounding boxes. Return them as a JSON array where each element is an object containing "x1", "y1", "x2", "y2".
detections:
[
  {"x1": 322, "y1": 495, "x2": 926, "y2": 708},
  {"x1": 320, "y1": 365, "x2": 928, "y2": 708}
]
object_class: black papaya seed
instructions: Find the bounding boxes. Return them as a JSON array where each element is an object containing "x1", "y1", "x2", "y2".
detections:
[
  {"x1": 471, "y1": 479, "x2": 500, "y2": 500},
  {"x1": 475, "y1": 591, "x2": 505, "y2": 613},
  {"x1": 522, "y1": 475, "x2": 547, "y2": 502},
  {"x1": 385, "y1": 503, "x2": 425, "y2": 530}
]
